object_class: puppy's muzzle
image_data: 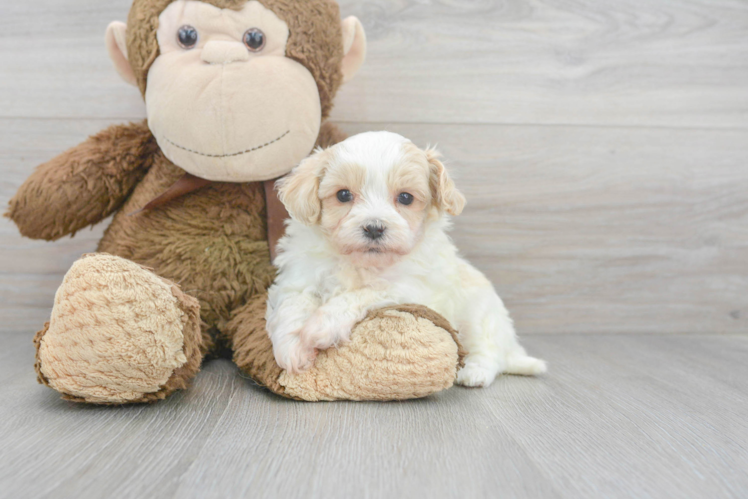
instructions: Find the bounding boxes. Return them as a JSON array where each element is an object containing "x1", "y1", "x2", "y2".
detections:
[{"x1": 362, "y1": 221, "x2": 386, "y2": 241}]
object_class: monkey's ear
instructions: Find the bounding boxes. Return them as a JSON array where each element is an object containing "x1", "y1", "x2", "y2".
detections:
[
  {"x1": 341, "y1": 16, "x2": 367, "y2": 84},
  {"x1": 276, "y1": 150, "x2": 329, "y2": 225},
  {"x1": 427, "y1": 148, "x2": 466, "y2": 216},
  {"x1": 106, "y1": 21, "x2": 137, "y2": 86}
]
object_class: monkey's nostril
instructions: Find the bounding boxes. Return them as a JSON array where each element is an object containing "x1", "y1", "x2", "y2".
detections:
[{"x1": 363, "y1": 223, "x2": 386, "y2": 240}]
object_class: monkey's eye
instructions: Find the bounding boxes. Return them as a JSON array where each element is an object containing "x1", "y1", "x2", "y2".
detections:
[
  {"x1": 243, "y1": 28, "x2": 266, "y2": 52},
  {"x1": 177, "y1": 25, "x2": 199, "y2": 49},
  {"x1": 398, "y1": 193, "x2": 415, "y2": 206},
  {"x1": 337, "y1": 190, "x2": 354, "y2": 203}
]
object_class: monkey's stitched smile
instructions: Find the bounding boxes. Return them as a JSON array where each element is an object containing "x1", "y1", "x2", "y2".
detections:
[{"x1": 163, "y1": 130, "x2": 291, "y2": 158}]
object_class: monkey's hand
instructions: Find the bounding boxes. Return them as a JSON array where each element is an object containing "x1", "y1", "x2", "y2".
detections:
[{"x1": 6, "y1": 120, "x2": 157, "y2": 241}]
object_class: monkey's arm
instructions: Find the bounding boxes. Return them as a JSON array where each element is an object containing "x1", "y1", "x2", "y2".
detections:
[{"x1": 6, "y1": 120, "x2": 158, "y2": 241}]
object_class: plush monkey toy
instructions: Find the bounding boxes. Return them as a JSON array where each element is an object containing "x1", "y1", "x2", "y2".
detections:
[{"x1": 7, "y1": 0, "x2": 464, "y2": 404}]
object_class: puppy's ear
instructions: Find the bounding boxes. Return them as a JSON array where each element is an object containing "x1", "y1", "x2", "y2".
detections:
[
  {"x1": 427, "y1": 149, "x2": 466, "y2": 216},
  {"x1": 277, "y1": 149, "x2": 328, "y2": 225}
]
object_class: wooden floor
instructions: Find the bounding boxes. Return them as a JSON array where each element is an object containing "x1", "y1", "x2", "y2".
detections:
[
  {"x1": 1, "y1": 0, "x2": 747, "y2": 498},
  {"x1": 2, "y1": 332, "x2": 748, "y2": 498}
]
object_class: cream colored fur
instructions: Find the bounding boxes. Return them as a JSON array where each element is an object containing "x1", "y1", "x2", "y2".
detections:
[
  {"x1": 107, "y1": 1, "x2": 367, "y2": 183},
  {"x1": 268, "y1": 132, "x2": 547, "y2": 387},
  {"x1": 38, "y1": 254, "x2": 191, "y2": 404},
  {"x1": 144, "y1": 0, "x2": 320, "y2": 182}
]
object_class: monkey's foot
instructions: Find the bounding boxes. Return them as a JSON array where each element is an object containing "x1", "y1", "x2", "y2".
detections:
[
  {"x1": 231, "y1": 297, "x2": 465, "y2": 401},
  {"x1": 34, "y1": 254, "x2": 204, "y2": 404}
]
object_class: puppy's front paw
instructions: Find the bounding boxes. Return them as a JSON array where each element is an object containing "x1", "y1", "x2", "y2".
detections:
[
  {"x1": 273, "y1": 336, "x2": 319, "y2": 374},
  {"x1": 456, "y1": 358, "x2": 501, "y2": 388},
  {"x1": 301, "y1": 309, "x2": 355, "y2": 351}
]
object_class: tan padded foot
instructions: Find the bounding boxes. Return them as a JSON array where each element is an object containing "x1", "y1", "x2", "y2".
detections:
[
  {"x1": 34, "y1": 253, "x2": 203, "y2": 404},
  {"x1": 278, "y1": 305, "x2": 466, "y2": 401}
]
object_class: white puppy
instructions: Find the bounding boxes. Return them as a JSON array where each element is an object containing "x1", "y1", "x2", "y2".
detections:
[{"x1": 266, "y1": 131, "x2": 546, "y2": 387}]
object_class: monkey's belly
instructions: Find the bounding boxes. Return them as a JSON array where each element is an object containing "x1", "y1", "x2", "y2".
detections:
[{"x1": 97, "y1": 160, "x2": 275, "y2": 332}]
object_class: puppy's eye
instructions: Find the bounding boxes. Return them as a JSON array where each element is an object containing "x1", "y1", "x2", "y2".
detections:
[
  {"x1": 177, "y1": 25, "x2": 199, "y2": 49},
  {"x1": 337, "y1": 189, "x2": 354, "y2": 203},
  {"x1": 398, "y1": 192, "x2": 415, "y2": 206},
  {"x1": 244, "y1": 28, "x2": 266, "y2": 52}
]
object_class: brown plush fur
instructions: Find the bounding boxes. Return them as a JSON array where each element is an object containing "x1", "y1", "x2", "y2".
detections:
[
  {"x1": 6, "y1": 121, "x2": 158, "y2": 241},
  {"x1": 12, "y1": 119, "x2": 372, "y2": 403},
  {"x1": 312, "y1": 118, "x2": 349, "y2": 149},
  {"x1": 9, "y1": 0, "x2": 461, "y2": 404},
  {"x1": 98, "y1": 148, "x2": 277, "y2": 339},
  {"x1": 227, "y1": 294, "x2": 294, "y2": 398},
  {"x1": 127, "y1": 0, "x2": 345, "y2": 119},
  {"x1": 12, "y1": 120, "x2": 347, "y2": 356},
  {"x1": 33, "y1": 324, "x2": 52, "y2": 388}
]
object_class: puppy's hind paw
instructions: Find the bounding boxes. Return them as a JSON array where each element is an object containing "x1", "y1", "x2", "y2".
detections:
[
  {"x1": 506, "y1": 355, "x2": 547, "y2": 376},
  {"x1": 456, "y1": 360, "x2": 499, "y2": 388}
]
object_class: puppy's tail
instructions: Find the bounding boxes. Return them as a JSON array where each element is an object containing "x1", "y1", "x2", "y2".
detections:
[{"x1": 505, "y1": 353, "x2": 548, "y2": 376}]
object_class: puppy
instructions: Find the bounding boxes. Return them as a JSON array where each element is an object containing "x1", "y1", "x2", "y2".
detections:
[{"x1": 266, "y1": 131, "x2": 546, "y2": 387}]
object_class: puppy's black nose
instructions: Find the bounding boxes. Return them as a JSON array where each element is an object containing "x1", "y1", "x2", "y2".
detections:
[{"x1": 363, "y1": 223, "x2": 386, "y2": 240}]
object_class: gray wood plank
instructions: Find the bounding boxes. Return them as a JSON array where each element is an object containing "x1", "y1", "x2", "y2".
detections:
[
  {"x1": 342, "y1": 122, "x2": 748, "y2": 335},
  {"x1": 1, "y1": 1, "x2": 747, "y2": 128},
  {"x1": 336, "y1": 0, "x2": 748, "y2": 128},
  {"x1": 1, "y1": 333, "x2": 747, "y2": 498},
  {"x1": 0, "y1": 118, "x2": 115, "y2": 331},
  {"x1": 2, "y1": 0, "x2": 747, "y2": 498},
  {"x1": 2, "y1": 119, "x2": 747, "y2": 335},
  {"x1": 495, "y1": 334, "x2": 748, "y2": 498},
  {"x1": 0, "y1": 0, "x2": 141, "y2": 120}
]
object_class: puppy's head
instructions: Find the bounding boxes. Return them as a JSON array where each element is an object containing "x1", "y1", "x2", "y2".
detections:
[{"x1": 277, "y1": 131, "x2": 465, "y2": 266}]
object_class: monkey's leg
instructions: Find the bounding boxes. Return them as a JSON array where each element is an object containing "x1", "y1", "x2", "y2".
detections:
[
  {"x1": 34, "y1": 254, "x2": 209, "y2": 404},
  {"x1": 227, "y1": 296, "x2": 466, "y2": 401}
]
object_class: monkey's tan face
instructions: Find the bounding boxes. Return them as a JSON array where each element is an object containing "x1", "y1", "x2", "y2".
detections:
[{"x1": 145, "y1": 0, "x2": 322, "y2": 182}]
